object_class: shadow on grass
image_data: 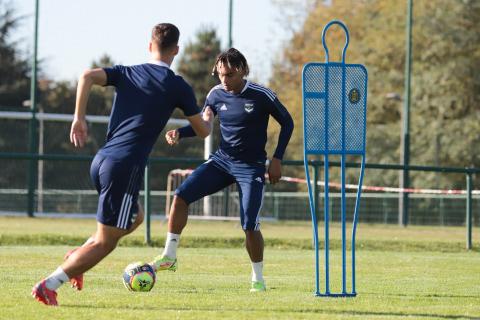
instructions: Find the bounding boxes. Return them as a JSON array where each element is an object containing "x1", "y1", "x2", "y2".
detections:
[
  {"x1": 362, "y1": 291, "x2": 480, "y2": 299},
  {"x1": 61, "y1": 304, "x2": 479, "y2": 319}
]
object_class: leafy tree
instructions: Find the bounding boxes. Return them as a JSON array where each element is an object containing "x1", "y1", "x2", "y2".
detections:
[
  {"x1": 0, "y1": 0, "x2": 30, "y2": 108},
  {"x1": 0, "y1": 1, "x2": 32, "y2": 189},
  {"x1": 271, "y1": 0, "x2": 480, "y2": 189},
  {"x1": 177, "y1": 27, "x2": 221, "y2": 106}
]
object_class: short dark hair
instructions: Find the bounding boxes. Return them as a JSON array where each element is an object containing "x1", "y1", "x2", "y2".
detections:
[
  {"x1": 151, "y1": 23, "x2": 180, "y2": 51},
  {"x1": 212, "y1": 48, "x2": 249, "y2": 76}
]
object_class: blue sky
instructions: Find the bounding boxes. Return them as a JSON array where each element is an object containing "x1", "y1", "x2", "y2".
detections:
[{"x1": 13, "y1": 0, "x2": 309, "y2": 84}]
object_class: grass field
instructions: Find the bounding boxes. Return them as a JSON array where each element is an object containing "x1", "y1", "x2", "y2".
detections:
[{"x1": 0, "y1": 216, "x2": 479, "y2": 319}]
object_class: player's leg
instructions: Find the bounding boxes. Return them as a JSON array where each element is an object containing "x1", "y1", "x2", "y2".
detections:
[
  {"x1": 33, "y1": 158, "x2": 143, "y2": 305},
  {"x1": 62, "y1": 223, "x2": 129, "y2": 275},
  {"x1": 234, "y1": 165, "x2": 266, "y2": 292},
  {"x1": 63, "y1": 201, "x2": 143, "y2": 291},
  {"x1": 151, "y1": 161, "x2": 234, "y2": 272},
  {"x1": 149, "y1": 196, "x2": 187, "y2": 272},
  {"x1": 64, "y1": 223, "x2": 130, "y2": 272},
  {"x1": 62, "y1": 154, "x2": 105, "y2": 291},
  {"x1": 33, "y1": 222, "x2": 131, "y2": 306},
  {"x1": 168, "y1": 195, "x2": 188, "y2": 234}
]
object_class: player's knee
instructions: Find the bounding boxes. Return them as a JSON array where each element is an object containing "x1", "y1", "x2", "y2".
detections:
[
  {"x1": 134, "y1": 209, "x2": 144, "y2": 226},
  {"x1": 244, "y1": 229, "x2": 262, "y2": 236},
  {"x1": 243, "y1": 222, "x2": 261, "y2": 232},
  {"x1": 92, "y1": 238, "x2": 119, "y2": 254}
]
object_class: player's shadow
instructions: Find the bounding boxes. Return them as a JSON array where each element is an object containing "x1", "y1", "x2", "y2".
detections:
[{"x1": 62, "y1": 304, "x2": 479, "y2": 319}]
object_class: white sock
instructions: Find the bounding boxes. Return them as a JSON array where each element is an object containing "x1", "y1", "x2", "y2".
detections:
[
  {"x1": 162, "y1": 232, "x2": 180, "y2": 259},
  {"x1": 45, "y1": 267, "x2": 69, "y2": 291},
  {"x1": 251, "y1": 261, "x2": 264, "y2": 282}
]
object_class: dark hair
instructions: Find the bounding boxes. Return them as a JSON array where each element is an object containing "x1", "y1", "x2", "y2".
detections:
[
  {"x1": 212, "y1": 48, "x2": 249, "y2": 76},
  {"x1": 151, "y1": 23, "x2": 180, "y2": 51}
]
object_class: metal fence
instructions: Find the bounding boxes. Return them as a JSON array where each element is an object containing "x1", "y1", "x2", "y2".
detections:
[
  {"x1": 0, "y1": 153, "x2": 478, "y2": 249},
  {"x1": 1, "y1": 188, "x2": 478, "y2": 228}
]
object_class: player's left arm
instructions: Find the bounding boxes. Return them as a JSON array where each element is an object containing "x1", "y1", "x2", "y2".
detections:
[
  {"x1": 70, "y1": 68, "x2": 107, "y2": 148},
  {"x1": 267, "y1": 97, "x2": 294, "y2": 184}
]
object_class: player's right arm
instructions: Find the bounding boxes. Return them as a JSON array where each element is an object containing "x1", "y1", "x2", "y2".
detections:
[
  {"x1": 167, "y1": 80, "x2": 216, "y2": 146},
  {"x1": 165, "y1": 107, "x2": 213, "y2": 145},
  {"x1": 70, "y1": 68, "x2": 107, "y2": 148}
]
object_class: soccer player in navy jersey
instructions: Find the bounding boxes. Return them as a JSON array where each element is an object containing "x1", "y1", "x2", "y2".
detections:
[
  {"x1": 150, "y1": 48, "x2": 294, "y2": 292},
  {"x1": 32, "y1": 23, "x2": 213, "y2": 306}
]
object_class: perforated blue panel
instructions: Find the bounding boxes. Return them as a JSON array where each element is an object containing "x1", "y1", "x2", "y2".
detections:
[{"x1": 303, "y1": 62, "x2": 367, "y2": 155}]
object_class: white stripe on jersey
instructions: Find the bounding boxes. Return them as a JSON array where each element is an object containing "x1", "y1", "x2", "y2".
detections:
[
  {"x1": 206, "y1": 84, "x2": 223, "y2": 99},
  {"x1": 248, "y1": 83, "x2": 276, "y2": 101}
]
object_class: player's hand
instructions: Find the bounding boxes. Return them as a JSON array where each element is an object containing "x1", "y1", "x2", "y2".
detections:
[
  {"x1": 203, "y1": 106, "x2": 214, "y2": 125},
  {"x1": 70, "y1": 118, "x2": 88, "y2": 148},
  {"x1": 267, "y1": 157, "x2": 282, "y2": 184},
  {"x1": 165, "y1": 129, "x2": 179, "y2": 146}
]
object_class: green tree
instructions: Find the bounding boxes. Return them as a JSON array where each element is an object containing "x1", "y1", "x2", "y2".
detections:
[
  {"x1": 271, "y1": 0, "x2": 480, "y2": 189},
  {"x1": 0, "y1": 0, "x2": 30, "y2": 108},
  {"x1": 177, "y1": 27, "x2": 221, "y2": 106},
  {"x1": 0, "y1": 1, "x2": 32, "y2": 190},
  {"x1": 38, "y1": 54, "x2": 117, "y2": 154}
]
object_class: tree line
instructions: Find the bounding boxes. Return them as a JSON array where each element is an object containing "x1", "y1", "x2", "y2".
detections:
[
  {"x1": 1, "y1": 0, "x2": 479, "y2": 192},
  {"x1": 269, "y1": 0, "x2": 480, "y2": 190}
]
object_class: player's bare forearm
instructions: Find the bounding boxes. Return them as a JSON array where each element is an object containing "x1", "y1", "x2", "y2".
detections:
[
  {"x1": 71, "y1": 69, "x2": 107, "y2": 148},
  {"x1": 268, "y1": 157, "x2": 282, "y2": 184},
  {"x1": 186, "y1": 106, "x2": 214, "y2": 138}
]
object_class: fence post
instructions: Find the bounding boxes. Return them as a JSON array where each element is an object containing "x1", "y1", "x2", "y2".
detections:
[
  {"x1": 466, "y1": 171, "x2": 472, "y2": 250},
  {"x1": 223, "y1": 187, "x2": 230, "y2": 217},
  {"x1": 27, "y1": 0, "x2": 40, "y2": 218},
  {"x1": 144, "y1": 162, "x2": 151, "y2": 245}
]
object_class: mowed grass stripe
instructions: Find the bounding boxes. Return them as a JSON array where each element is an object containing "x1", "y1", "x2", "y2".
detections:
[
  {"x1": 0, "y1": 216, "x2": 478, "y2": 252},
  {"x1": 0, "y1": 233, "x2": 477, "y2": 252},
  {"x1": 0, "y1": 246, "x2": 478, "y2": 320}
]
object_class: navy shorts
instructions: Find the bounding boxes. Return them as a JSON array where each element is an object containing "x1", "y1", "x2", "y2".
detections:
[
  {"x1": 175, "y1": 154, "x2": 266, "y2": 231},
  {"x1": 90, "y1": 154, "x2": 143, "y2": 230}
]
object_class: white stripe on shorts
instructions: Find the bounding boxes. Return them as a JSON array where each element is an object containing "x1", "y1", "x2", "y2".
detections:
[
  {"x1": 254, "y1": 185, "x2": 265, "y2": 231},
  {"x1": 119, "y1": 194, "x2": 133, "y2": 229},
  {"x1": 117, "y1": 166, "x2": 139, "y2": 229}
]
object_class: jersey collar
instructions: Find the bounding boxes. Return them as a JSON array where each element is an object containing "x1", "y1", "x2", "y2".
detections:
[
  {"x1": 220, "y1": 80, "x2": 250, "y2": 95},
  {"x1": 240, "y1": 80, "x2": 250, "y2": 94},
  {"x1": 148, "y1": 60, "x2": 171, "y2": 69}
]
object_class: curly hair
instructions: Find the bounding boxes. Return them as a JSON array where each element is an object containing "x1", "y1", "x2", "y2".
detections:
[{"x1": 212, "y1": 48, "x2": 249, "y2": 76}]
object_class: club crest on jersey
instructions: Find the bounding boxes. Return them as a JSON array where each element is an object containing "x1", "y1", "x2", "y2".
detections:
[{"x1": 244, "y1": 103, "x2": 254, "y2": 113}]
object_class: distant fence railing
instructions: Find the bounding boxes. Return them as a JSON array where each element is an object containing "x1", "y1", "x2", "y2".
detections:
[{"x1": 0, "y1": 152, "x2": 478, "y2": 249}]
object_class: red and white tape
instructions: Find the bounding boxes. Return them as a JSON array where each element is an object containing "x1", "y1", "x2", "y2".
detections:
[{"x1": 169, "y1": 169, "x2": 479, "y2": 195}]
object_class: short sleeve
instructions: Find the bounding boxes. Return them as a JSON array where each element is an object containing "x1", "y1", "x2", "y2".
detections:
[
  {"x1": 177, "y1": 79, "x2": 201, "y2": 117},
  {"x1": 203, "y1": 86, "x2": 221, "y2": 116},
  {"x1": 103, "y1": 65, "x2": 124, "y2": 87}
]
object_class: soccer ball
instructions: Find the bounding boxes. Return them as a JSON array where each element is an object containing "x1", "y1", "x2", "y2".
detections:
[{"x1": 122, "y1": 261, "x2": 156, "y2": 292}]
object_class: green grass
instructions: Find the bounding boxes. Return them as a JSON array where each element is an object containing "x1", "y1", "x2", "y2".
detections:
[
  {"x1": 0, "y1": 217, "x2": 479, "y2": 319},
  {"x1": 1, "y1": 216, "x2": 478, "y2": 252}
]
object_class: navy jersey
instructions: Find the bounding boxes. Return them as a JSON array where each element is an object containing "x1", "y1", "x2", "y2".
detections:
[
  {"x1": 99, "y1": 62, "x2": 200, "y2": 165},
  {"x1": 179, "y1": 81, "x2": 293, "y2": 163}
]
